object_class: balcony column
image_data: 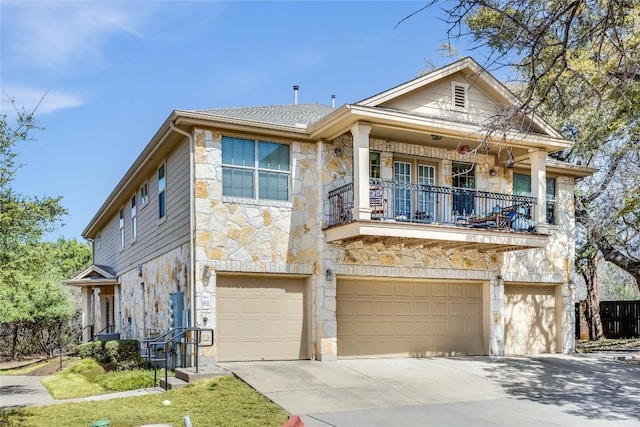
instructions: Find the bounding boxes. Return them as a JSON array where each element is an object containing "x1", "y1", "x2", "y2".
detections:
[
  {"x1": 530, "y1": 150, "x2": 548, "y2": 232},
  {"x1": 351, "y1": 122, "x2": 372, "y2": 221}
]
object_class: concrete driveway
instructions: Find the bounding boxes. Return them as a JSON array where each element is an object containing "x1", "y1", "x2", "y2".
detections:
[{"x1": 220, "y1": 355, "x2": 640, "y2": 426}]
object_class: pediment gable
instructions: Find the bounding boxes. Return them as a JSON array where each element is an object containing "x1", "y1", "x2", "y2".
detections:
[
  {"x1": 65, "y1": 264, "x2": 117, "y2": 287},
  {"x1": 357, "y1": 57, "x2": 562, "y2": 139}
]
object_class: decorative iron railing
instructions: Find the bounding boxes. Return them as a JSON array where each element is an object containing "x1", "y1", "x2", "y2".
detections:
[{"x1": 328, "y1": 178, "x2": 538, "y2": 232}]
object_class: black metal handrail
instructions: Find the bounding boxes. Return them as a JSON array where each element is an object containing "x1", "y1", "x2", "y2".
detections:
[
  {"x1": 92, "y1": 323, "x2": 116, "y2": 340},
  {"x1": 142, "y1": 327, "x2": 214, "y2": 389},
  {"x1": 328, "y1": 178, "x2": 538, "y2": 232},
  {"x1": 50, "y1": 324, "x2": 95, "y2": 370}
]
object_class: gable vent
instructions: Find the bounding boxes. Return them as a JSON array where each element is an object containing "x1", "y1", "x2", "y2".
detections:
[{"x1": 452, "y1": 81, "x2": 469, "y2": 110}]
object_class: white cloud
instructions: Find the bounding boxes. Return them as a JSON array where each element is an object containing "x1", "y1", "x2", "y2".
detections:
[
  {"x1": 1, "y1": 85, "x2": 84, "y2": 118},
  {"x1": 2, "y1": 2, "x2": 150, "y2": 69}
]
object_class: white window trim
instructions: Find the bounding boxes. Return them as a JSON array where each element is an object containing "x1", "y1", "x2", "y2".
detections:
[
  {"x1": 451, "y1": 81, "x2": 469, "y2": 112},
  {"x1": 130, "y1": 194, "x2": 137, "y2": 243},
  {"x1": 221, "y1": 137, "x2": 291, "y2": 202},
  {"x1": 157, "y1": 161, "x2": 167, "y2": 225},
  {"x1": 139, "y1": 181, "x2": 149, "y2": 209},
  {"x1": 119, "y1": 208, "x2": 125, "y2": 250}
]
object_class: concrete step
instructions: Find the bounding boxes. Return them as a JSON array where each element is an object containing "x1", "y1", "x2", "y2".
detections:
[
  {"x1": 174, "y1": 365, "x2": 231, "y2": 383},
  {"x1": 159, "y1": 376, "x2": 188, "y2": 390}
]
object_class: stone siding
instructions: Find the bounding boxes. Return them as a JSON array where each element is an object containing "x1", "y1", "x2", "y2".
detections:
[{"x1": 118, "y1": 243, "x2": 190, "y2": 340}]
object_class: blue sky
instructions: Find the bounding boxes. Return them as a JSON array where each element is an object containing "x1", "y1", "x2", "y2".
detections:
[{"x1": 1, "y1": 1, "x2": 483, "y2": 241}]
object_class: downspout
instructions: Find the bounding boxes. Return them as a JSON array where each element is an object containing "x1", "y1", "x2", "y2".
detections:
[{"x1": 169, "y1": 122, "x2": 196, "y2": 333}]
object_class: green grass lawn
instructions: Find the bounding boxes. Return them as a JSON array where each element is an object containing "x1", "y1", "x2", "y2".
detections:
[
  {"x1": 1, "y1": 376, "x2": 289, "y2": 427},
  {"x1": 41, "y1": 358, "x2": 164, "y2": 399}
]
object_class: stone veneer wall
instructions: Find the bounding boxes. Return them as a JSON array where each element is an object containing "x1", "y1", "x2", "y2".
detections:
[
  {"x1": 322, "y1": 134, "x2": 576, "y2": 356},
  {"x1": 192, "y1": 128, "x2": 325, "y2": 358},
  {"x1": 502, "y1": 176, "x2": 577, "y2": 352},
  {"x1": 189, "y1": 127, "x2": 576, "y2": 360},
  {"x1": 118, "y1": 243, "x2": 190, "y2": 340}
]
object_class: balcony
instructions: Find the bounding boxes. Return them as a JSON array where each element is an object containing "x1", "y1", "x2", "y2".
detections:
[{"x1": 325, "y1": 179, "x2": 549, "y2": 252}]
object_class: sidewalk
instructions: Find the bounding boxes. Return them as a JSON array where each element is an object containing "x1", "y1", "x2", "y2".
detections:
[{"x1": 0, "y1": 375, "x2": 164, "y2": 410}]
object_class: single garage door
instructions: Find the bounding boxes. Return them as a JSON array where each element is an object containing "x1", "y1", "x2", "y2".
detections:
[
  {"x1": 337, "y1": 280, "x2": 484, "y2": 357},
  {"x1": 504, "y1": 284, "x2": 557, "y2": 355},
  {"x1": 217, "y1": 277, "x2": 307, "y2": 362}
]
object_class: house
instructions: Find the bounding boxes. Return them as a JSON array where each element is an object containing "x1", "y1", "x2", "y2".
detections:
[{"x1": 66, "y1": 57, "x2": 595, "y2": 362}]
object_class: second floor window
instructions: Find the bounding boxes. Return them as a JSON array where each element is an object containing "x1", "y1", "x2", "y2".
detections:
[
  {"x1": 158, "y1": 164, "x2": 166, "y2": 219},
  {"x1": 131, "y1": 195, "x2": 137, "y2": 240},
  {"x1": 513, "y1": 173, "x2": 556, "y2": 225},
  {"x1": 370, "y1": 152, "x2": 381, "y2": 178},
  {"x1": 140, "y1": 182, "x2": 149, "y2": 206},
  {"x1": 119, "y1": 208, "x2": 125, "y2": 248},
  {"x1": 222, "y1": 136, "x2": 290, "y2": 201}
]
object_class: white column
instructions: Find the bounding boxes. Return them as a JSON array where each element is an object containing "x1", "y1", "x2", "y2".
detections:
[
  {"x1": 81, "y1": 287, "x2": 92, "y2": 342},
  {"x1": 93, "y1": 287, "x2": 102, "y2": 335},
  {"x1": 530, "y1": 150, "x2": 548, "y2": 232},
  {"x1": 351, "y1": 122, "x2": 372, "y2": 221}
]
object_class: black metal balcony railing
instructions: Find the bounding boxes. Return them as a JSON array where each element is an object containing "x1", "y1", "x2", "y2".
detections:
[{"x1": 328, "y1": 178, "x2": 538, "y2": 232}]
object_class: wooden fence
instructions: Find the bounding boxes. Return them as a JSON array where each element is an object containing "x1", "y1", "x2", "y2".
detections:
[{"x1": 575, "y1": 300, "x2": 640, "y2": 339}]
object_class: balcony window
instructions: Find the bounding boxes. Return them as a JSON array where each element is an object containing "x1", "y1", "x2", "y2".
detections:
[
  {"x1": 513, "y1": 173, "x2": 556, "y2": 224},
  {"x1": 370, "y1": 152, "x2": 381, "y2": 178},
  {"x1": 452, "y1": 162, "x2": 475, "y2": 216}
]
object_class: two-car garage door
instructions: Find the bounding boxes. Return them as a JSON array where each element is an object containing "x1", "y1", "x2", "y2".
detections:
[{"x1": 337, "y1": 280, "x2": 484, "y2": 357}]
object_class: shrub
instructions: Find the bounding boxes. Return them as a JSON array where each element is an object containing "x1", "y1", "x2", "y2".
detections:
[
  {"x1": 67, "y1": 358, "x2": 105, "y2": 382},
  {"x1": 104, "y1": 340, "x2": 142, "y2": 370},
  {"x1": 76, "y1": 340, "x2": 108, "y2": 363},
  {"x1": 97, "y1": 369, "x2": 156, "y2": 391}
]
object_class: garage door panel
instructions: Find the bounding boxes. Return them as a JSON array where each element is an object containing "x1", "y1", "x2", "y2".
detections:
[
  {"x1": 449, "y1": 284, "x2": 464, "y2": 297},
  {"x1": 466, "y1": 284, "x2": 482, "y2": 298},
  {"x1": 432, "y1": 284, "x2": 447, "y2": 297},
  {"x1": 217, "y1": 277, "x2": 307, "y2": 362},
  {"x1": 504, "y1": 285, "x2": 557, "y2": 355},
  {"x1": 432, "y1": 302, "x2": 448, "y2": 316}
]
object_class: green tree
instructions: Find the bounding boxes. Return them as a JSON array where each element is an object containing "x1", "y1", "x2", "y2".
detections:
[{"x1": 0, "y1": 97, "x2": 87, "y2": 358}]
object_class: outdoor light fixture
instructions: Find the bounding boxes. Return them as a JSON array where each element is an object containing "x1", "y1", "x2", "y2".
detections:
[
  {"x1": 496, "y1": 275, "x2": 504, "y2": 287},
  {"x1": 325, "y1": 268, "x2": 333, "y2": 281},
  {"x1": 505, "y1": 150, "x2": 515, "y2": 168},
  {"x1": 202, "y1": 265, "x2": 211, "y2": 281}
]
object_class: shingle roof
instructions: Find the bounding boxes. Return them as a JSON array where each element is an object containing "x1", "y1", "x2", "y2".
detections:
[{"x1": 194, "y1": 103, "x2": 335, "y2": 128}]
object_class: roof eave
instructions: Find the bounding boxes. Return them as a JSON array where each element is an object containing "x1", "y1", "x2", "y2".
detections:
[
  {"x1": 312, "y1": 104, "x2": 572, "y2": 151},
  {"x1": 173, "y1": 111, "x2": 316, "y2": 140}
]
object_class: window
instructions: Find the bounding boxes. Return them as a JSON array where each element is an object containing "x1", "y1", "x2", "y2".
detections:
[
  {"x1": 140, "y1": 182, "x2": 149, "y2": 206},
  {"x1": 119, "y1": 209, "x2": 125, "y2": 248},
  {"x1": 222, "y1": 136, "x2": 290, "y2": 201},
  {"x1": 394, "y1": 161, "x2": 412, "y2": 218},
  {"x1": 370, "y1": 152, "x2": 381, "y2": 178},
  {"x1": 451, "y1": 81, "x2": 469, "y2": 111},
  {"x1": 452, "y1": 162, "x2": 475, "y2": 215},
  {"x1": 131, "y1": 195, "x2": 137, "y2": 240},
  {"x1": 513, "y1": 173, "x2": 556, "y2": 225},
  {"x1": 158, "y1": 164, "x2": 166, "y2": 220}
]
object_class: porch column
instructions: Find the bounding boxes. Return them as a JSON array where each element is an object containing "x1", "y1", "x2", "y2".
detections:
[
  {"x1": 80, "y1": 287, "x2": 92, "y2": 342},
  {"x1": 351, "y1": 122, "x2": 372, "y2": 221},
  {"x1": 93, "y1": 287, "x2": 102, "y2": 336},
  {"x1": 530, "y1": 150, "x2": 548, "y2": 232}
]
